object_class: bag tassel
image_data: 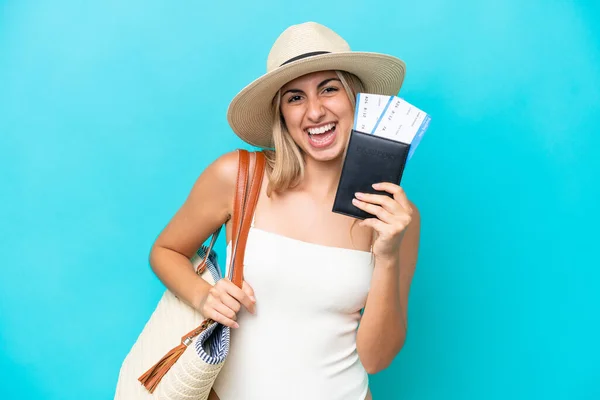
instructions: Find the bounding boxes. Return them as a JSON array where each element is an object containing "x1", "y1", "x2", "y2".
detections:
[{"x1": 138, "y1": 319, "x2": 214, "y2": 393}]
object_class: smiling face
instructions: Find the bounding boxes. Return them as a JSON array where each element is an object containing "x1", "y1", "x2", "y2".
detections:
[{"x1": 279, "y1": 70, "x2": 355, "y2": 162}]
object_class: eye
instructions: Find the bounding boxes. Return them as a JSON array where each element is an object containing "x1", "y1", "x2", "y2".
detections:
[
  {"x1": 322, "y1": 86, "x2": 339, "y2": 94},
  {"x1": 287, "y1": 95, "x2": 303, "y2": 103}
]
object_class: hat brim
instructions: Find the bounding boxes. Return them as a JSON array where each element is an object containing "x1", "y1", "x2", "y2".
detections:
[{"x1": 226, "y1": 51, "x2": 406, "y2": 148}]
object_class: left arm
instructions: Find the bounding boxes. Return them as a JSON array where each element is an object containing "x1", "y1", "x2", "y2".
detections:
[{"x1": 352, "y1": 183, "x2": 421, "y2": 374}]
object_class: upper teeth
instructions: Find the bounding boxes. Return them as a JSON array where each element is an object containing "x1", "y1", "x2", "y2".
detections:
[{"x1": 307, "y1": 123, "x2": 335, "y2": 135}]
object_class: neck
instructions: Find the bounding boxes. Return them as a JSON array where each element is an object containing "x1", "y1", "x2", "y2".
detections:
[{"x1": 297, "y1": 153, "x2": 344, "y2": 198}]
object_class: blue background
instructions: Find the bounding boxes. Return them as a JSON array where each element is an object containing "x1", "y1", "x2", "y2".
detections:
[{"x1": 1, "y1": 1, "x2": 599, "y2": 399}]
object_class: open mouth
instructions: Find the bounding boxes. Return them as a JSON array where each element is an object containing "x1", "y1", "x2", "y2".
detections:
[{"x1": 306, "y1": 123, "x2": 337, "y2": 148}]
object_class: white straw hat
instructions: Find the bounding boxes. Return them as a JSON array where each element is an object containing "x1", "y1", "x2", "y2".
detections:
[{"x1": 226, "y1": 21, "x2": 406, "y2": 148}]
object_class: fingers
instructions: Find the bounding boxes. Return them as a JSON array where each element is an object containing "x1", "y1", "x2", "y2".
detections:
[
  {"x1": 372, "y1": 182, "x2": 412, "y2": 213},
  {"x1": 210, "y1": 302, "x2": 239, "y2": 329},
  {"x1": 224, "y1": 280, "x2": 256, "y2": 314},
  {"x1": 352, "y1": 182, "x2": 413, "y2": 221},
  {"x1": 242, "y1": 281, "x2": 257, "y2": 304},
  {"x1": 202, "y1": 279, "x2": 257, "y2": 329},
  {"x1": 220, "y1": 292, "x2": 242, "y2": 315},
  {"x1": 353, "y1": 191, "x2": 401, "y2": 216},
  {"x1": 353, "y1": 184, "x2": 413, "y2": 237},
  {"x1": 353, "y1": 197, "x2": 396, "y2": 223}
]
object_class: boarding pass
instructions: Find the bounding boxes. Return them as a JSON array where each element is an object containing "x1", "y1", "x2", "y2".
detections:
[{"x1": 353, "y1": 93, "x2": 431, "y2": 160}]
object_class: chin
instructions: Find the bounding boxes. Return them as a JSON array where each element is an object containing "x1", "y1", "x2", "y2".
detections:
[{"x1": 305, "y1": 144, "x2": 345, "y2": 162}]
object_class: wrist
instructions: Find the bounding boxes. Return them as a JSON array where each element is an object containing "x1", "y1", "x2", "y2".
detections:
[
  {"x1": 191, "y1": 276, "x2": 211, "y2": 311},
  {"x1": 374, "y1": 253, "x2": 400, "y2": 269}
]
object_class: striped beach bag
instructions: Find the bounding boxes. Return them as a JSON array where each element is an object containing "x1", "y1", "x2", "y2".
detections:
[{"x1": 114, "y1": 150, "x2": 265, "y2": 399}]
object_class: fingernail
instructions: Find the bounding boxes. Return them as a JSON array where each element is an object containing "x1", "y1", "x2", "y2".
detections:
[
  {"x1": 352, "y1": 198, "x2": 360, "y2": 205},
  {"x1": 233, "y1": 322, "x2": 239, "y2": 329},
  {"x1": 250, "y1": 296, "x2": 256, "y2": 302},
  {"x1": 355, "y1": 192, "x2": 364, "y2": 198}
]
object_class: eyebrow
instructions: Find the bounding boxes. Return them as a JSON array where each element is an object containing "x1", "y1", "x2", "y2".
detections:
[{"x1": 281, "y1": 78, "x2": 342, "y2": 97}]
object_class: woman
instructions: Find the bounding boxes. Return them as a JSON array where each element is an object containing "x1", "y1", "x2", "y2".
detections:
[{"x1": 150, "y1": 22, "x2": 420, "y2": 399}]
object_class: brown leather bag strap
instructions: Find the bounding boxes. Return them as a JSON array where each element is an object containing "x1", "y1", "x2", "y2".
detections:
[
  {"x1": 231, "y1": 149, "x2": 250, "y2": 256},
  {"x1": 196, "y1": 150, "x2": 265, "y2": 281},
  {"x1": 196, "y1": 149, "x2": 249, "y2": 275},
  {"x1": 231, "y1": 151, "x2": 265, "y2": 287}
]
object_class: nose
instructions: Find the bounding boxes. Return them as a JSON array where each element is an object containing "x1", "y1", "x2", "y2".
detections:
[{"x1": 306, "y1": 96, "x2": 326, "y2": 122}]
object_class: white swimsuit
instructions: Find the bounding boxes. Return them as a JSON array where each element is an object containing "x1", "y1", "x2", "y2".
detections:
[{"x1": 212, "y1": 216, "x2": 374, "y2": 399}]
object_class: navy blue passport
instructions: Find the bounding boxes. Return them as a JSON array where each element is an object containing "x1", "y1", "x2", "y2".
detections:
[{"x1": 332, "y1": 129, "x2": 410, "y2": 220}]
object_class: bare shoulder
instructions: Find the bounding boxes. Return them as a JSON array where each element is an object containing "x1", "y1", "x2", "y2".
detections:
[
  {"x1": 188, "y1": 149, "x2": 244, "y2": 220},
  {"x1": 185, "y1": 150, "x2": 241, "y2": 215},
  {"x1": 152, "y1": 150, "x2": 241, "y2": 258},
  {"x1": 200, "y1": 150, "x2": 240, "y2": 193}
]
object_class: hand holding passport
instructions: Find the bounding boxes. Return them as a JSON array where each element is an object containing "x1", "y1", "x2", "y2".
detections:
[{"x1": 332, "y1": 93, "x2": 431, "y2": 220}]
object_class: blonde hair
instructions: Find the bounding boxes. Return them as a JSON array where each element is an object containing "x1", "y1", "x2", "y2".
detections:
[{"x1": 263, "y1": 70, "x2": 365, "y2": 196}]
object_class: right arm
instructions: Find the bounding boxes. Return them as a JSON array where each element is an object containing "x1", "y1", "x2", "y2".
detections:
[{"x1": 148, "y1": 150, "x2": 255, "y2": 327}]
